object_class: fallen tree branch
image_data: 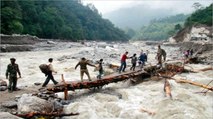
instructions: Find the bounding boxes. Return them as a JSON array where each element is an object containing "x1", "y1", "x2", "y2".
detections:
[
  {"x1": 15, "y1": 112, "x2": 79, "y2": 118},
  {"x1": 184, "y1": 66, "x2": 213, "y2": 73},
  {"x1": 175, "y1": 79, "x2": 213, "y2": 91},
  {"x1": 140, "y1": 107, "x2": 156, "y2": 115},
  {"x1": 158, "y1": 75, "x2": 213, "y2": 91},
  {"x1": 199, "y1": 80, "x2": 213, "y2": 95},
  {"x1": 164, "y1": 79, "x2": 172, "y2": 99}
]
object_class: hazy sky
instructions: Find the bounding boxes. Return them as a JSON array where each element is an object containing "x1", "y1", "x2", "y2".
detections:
[{"x1": 82, "y1": 0, "x2": 212, "y2": 14}]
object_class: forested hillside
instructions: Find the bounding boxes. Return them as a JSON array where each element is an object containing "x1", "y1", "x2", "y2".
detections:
[
  {"x1": 1, "y1": 0, "x2": 129, "y2": 41},
  {"x1": 185, "y1": 3, "x2": 212, "y2": 26},
  {"x1": 132, "y1": 14, "x2": 188, "y2": 41}
]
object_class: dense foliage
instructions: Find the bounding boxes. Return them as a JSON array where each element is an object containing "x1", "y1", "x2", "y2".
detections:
[
  {"x1": 1, "y1": 0, "x2": 129, "y2": 41},
  {"x1": 132, "y1": 14, "x2": 188, "y2": 41},
  {"x1": 185, "y1": 3, "x2": 212, "y2": 26}
]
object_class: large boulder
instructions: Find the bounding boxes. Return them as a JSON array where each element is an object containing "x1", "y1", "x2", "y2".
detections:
[
  {"x1": 17, "y1": 94, "x2": 54, "y2": 114},
  {"x1": 171, "y1": 25, "x2": 212, "y2": 43},
  {"x1": 0, "y1": 86, "x2": 7, "y2": 91},
  {"x1": 0, "y1": 79, "x2": 7, "y2": 91},
  {"x1": 0, "y1": 79, "x2": 7, "y2": 86},
  {"x1": 0, "y1": 112, "x2": 22, "y2": 119},
  {"x1": 2, "y1": 101, "x2": 17, "y2": 108}
]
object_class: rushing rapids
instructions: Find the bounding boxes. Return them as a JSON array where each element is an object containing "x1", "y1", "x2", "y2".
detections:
[{"x1": 0, "y1": 41, "x2": 212, "y2": 119}]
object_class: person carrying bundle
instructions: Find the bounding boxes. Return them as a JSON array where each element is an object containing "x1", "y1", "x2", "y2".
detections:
[{"x1": 39, "y1": 58, "x2": 58, "y2": 87}]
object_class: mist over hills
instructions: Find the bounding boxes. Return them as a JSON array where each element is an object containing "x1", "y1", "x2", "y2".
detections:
[
  {"x1": 104, "y1": 5, "x2": 178, "y2": 30},
  {"x1": 102, "y1": 1, "x2": 212, "y2": 30}
]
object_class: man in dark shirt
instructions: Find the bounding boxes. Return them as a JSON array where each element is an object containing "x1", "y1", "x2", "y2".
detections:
[
  {"x1": 139, "y1": 52, "x2": 147, "y2": 69},
  {"x1": 97, "y1": 59, "x2": 103, "y2": 79},
  {"x1": 6, "y1": 58, "x2": 21, "y2": 92},
  {"x1": 157, "y1": 45, "x2": 166, "y2": 67},
  {"x1": 75, "y1": 57, "x2": 96, "y2": 82}
]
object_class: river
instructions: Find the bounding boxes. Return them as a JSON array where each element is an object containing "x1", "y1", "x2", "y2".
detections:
[{"x1": 0, "y1": 41, "x2": 212, "y2": 119}]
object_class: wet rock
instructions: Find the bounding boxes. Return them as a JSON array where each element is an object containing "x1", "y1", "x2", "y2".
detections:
[
  {"x1": 57, "y1": 55, "x2": 71, "y2": 61},
  {"x1": 17, "y1": 94, "x2": 54, "y2": 114},
  {"x1": 47, "y1": 40, "x2": 56, "y2": 44},
  {"x1": 0, "y1": 45, "x2": 33, "y2": 52},
  {"x1": 0, "y1": 86, "x2": 7, "y2": 91},
  {"x1": 15, "y1": 95, "x2": 21, "y2": 101},
  {"x1": 2, "y1": 101, "x2": 17, "y2": 108},
  {"x1": 34, "y1": 82, "x2": 41, "y2": 86},
  {"x1": 60, "y1": 100, "x2": 72, "y2": 105},
  {"x1": 52, "y1": 100, "x2": 64, "y2": 111},
  {"x1": 0, "y1": 112, "x2": 21, "y2": 119},
  {"x1": 0, "y1": 79, "x2": 7, "y2": 86}
]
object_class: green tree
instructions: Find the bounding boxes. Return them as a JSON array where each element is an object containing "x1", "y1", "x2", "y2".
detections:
[
  {"x1": 1, "y1": 0, "x2": 129, "y2": 41},
  {"x1": 8, "y1": 20, "x2": 23, "y2": 34},
  {"x1": 1, "y1": 0, "x2": 22, "y2": 34},
  {"x1": 174, "y1": 24, "x2": 182, "y2": 31},
  {"x1": 185, "y1": 3, "x2": 212, "y2": 26}
]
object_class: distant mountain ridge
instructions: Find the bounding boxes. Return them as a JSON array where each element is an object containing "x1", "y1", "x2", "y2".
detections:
[
  {"x1": 132, "y1": 14, "x2": 189, "y2": 41},
  {"x1": 104, "y1": 4, "x2": 175, "y2": 30}
]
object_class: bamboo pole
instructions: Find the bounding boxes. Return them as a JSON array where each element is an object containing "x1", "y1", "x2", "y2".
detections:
[
  {"x1": 164, "y1": 79, "x2": 172, "y2": 99},
  {"x1": 200, "y1": 80, "x2": 213, "y2": 95},
  {"x1": 175, "y1": 78, "x2": 213, "y2": 91},
  {"x1": 158, "y1": 75, "x2": 213, "y2": 91},
  {"x1": 140, "y1": 107, "x2": 156, "y2": 115},
  {"x1": 61, "y1": 74, "x2": 68, "y2": 100},
  {"x1": 184, "y1": 66, "x2": 213, "y2": 73},
  {"x1": 16, "y1": 112, "x2": 79, "y2": 118}
]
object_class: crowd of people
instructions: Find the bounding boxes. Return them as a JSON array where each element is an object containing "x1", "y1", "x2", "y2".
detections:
[{"x1": 5, "y1": 45, "x2": 168, "y2": 92}]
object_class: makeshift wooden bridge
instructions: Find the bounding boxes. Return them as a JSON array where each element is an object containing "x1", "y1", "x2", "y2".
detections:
[
  {"x1": 41, "y1": 61, "x2": 213, "y2": 100},
  {"x1": 42, "y1": 63, "x2": 178, "y2": 99}
]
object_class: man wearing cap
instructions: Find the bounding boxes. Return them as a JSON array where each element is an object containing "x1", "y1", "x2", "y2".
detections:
[
  {"x1": 156, "y1": 45, "x2": 166, "y2": 67},
  {"x1": 6, "y1": 58, "x2": 21, "y2": 92},
  {"x1": 75, "y1": 57, "x2": 96, "y2": 82}
]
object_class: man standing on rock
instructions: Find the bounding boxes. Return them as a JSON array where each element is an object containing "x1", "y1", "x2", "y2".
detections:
[
  {"x1": 42, "y1": 58, "x2": 58, "y2": 87},
  {"x1": 6, "y1": 58, "x2": 21, "y2": 92},
  {"x1": 75, "y1": 57, "x2": 96, "y2": 82}
]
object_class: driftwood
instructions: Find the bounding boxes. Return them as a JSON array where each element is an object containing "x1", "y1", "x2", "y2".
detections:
[
  {"x1": 16, "y1": 112, "x2": 79, "y2": 118},
  {"x1": 175, "y1": 78, "x2": 213, "y2": 91},
  {"x1": 61, "y1": 74, "x2": 68, "y2": 100},
  {"x1": 140, "y1": 107, "x2": 156, "y2": 115},
  {"x1": 164, "y1": 79, "x2": 172, "y2": 99},
  {"x1": 160, "y1": 75, "x2": 213, "y2": 91},
  {"x1": 184, "y1": 65, "x2": 213, "y2": 73},
  {"x1": 184, "y1": 57, "x2": 199, "y2": 64},
  {"x1": 199, "y1": 80, "x2": 213, "y2": 95}
]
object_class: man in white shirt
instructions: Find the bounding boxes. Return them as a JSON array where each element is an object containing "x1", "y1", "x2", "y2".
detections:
[{"x1": 42, "y1": 58, "x2": 58, "y2": 87}]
